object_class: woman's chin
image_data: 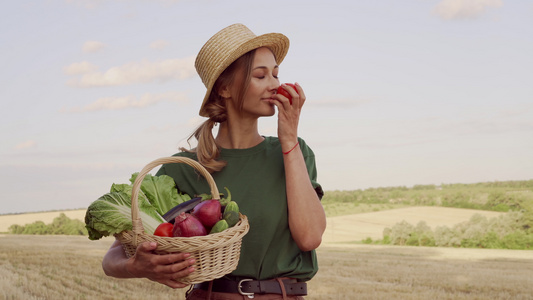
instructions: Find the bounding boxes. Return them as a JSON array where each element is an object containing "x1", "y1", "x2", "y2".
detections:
[
  {"x1": 265, "y1": 106, "x2": 276, "y2": 116},
  {"x1": 260, "y1": 102, "x2": 276, "y2": 116}
]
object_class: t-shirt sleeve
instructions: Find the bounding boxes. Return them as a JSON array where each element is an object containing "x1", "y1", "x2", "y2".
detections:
[{"x1": 298, "y1": 138, "x2": 324, "y2": 200}]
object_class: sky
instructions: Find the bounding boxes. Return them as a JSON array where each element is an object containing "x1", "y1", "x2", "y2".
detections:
[{"x1": 1, "y1": 0, "x2": 532, "y2": 214}]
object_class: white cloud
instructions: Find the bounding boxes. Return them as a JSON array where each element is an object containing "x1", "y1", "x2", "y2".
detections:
[
  {"x1": 61, "y1": 91, "x2": 189, "y2": 113},
  {"x1": 66, "y1": 56, "x2": 197, "y2": 87},
  {"x1": 82, "y1": 40, "x2": 106, "y2": 53},
  {"x1": 150, "y1": 40, "x2": 170, "y2": 50},
  {"x1": 63, "y1": 61, "x2": 98, "y2": 75},
  {"x1": 433, "y1": 0, "x2": 503, "y2": 20},
  {"x1": 14, "y1": 140, "x2": 37, "y2": 150}
]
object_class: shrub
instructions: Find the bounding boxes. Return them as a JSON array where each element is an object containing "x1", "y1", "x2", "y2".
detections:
[
  {"x1": 501, "y1": 231, "x2": 533, "y2": 249},
  {"x1": 362, "y1": 237, "x2": 373, "y2": 244},
  {"x1": 380, "y1": 211, "x2": 533, "y2": 250},
  {"x1": 8, "y1": 213, "x2": 88, "y2": 236},
  {"x1": 389, "y1": 221, "x2": 414, "y2": 246}
]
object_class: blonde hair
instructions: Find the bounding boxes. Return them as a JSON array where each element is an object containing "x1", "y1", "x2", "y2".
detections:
[{"x1": 181, "y1": 50, "x2": 256, "y2": 173}]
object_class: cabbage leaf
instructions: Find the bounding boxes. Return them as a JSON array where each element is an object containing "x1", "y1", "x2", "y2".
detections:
[
  {"x1": 85, "y1": 173, "x2": 191, "y2": 241},
  {"x1": 85, "y1": 191, "x2": 165, "y2": 240},
  {"x1": 129, "y1": 173, "x2": 191, "y2": 216}
]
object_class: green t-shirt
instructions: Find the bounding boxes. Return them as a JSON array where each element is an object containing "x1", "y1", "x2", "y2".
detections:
[{"x1": 156, "y1": 136, "x2": 323, "y2": 281}]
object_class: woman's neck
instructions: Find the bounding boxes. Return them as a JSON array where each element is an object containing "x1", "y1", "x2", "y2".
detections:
[{"x1": 215, "y1": 118, "x2": 264, "y2": 149}]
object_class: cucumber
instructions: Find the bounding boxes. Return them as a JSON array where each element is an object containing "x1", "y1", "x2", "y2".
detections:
[
  {"x1": 209, "y1": 219, "x2": 229, "y2": 234},
  {"x1": 223, "y1": 201, "x2": 240, "y2": 227}
]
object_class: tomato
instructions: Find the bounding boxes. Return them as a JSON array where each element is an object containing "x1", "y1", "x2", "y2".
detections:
[
  {"x1": 153, "y1": 222, "x2": 174, "y2": 237},
  {"x1": 276, "y1": 83, "x2": 298, "y2": 104}
]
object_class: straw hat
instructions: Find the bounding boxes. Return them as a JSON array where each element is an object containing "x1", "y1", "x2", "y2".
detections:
[{"x1": 195, "y1": 23, "x2": 290, "y2": 117}]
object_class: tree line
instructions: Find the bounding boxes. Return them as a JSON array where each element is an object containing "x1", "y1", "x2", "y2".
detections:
[
  {"x1": 9, "y1": 180, "x2": 533, "y2": 249},
  {"x1": 8, "y1": 213, "x2": 88, "y2": 235},
  {"x1": 322, "y1": 180, "x2": 533, "y2": 250}
]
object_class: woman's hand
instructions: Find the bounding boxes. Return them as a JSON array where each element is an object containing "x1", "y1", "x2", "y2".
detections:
[
  {"x1": 102, "y1": 240, "x2": 195, "y2": 289},
  {"x1": 273, "y1": 82, "x2": 305, "y2": 151}
]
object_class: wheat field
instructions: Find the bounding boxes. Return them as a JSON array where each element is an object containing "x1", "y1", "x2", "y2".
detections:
[
  {"x1": 1, "y1": 208, "x2": 532, "y2": 299},
  {"x1": 1, "y1": 234, "x2": 532, "y2": 300}
]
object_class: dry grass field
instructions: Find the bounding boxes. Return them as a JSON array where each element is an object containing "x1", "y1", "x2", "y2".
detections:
[
  {"x1": 1, "y1": 235, "x2": 532, "y2": 300},
  {"x1": 1, "y1": 207, "x2": 532, "y2": 299},
  {"x1": 324, "y1": 206, "x2": 505, "y2": 243}
]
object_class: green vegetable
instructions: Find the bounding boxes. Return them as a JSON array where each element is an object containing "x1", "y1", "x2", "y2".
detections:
[
  {"x1": 209, "y1": 219, "x2": 229, "y2": 234},
  {"x1": 85, "y1": 173, "x2": 192, "y2": 241},
  {"x1": 129, "y1": 173, "x2": 191, "y2": 215},
  {"x1": 219, "y1": 187, "x2": 232, "y2": 206},
  {"x1": 85, "y1": 191, "x2": 165, "y2": 240},
  {"x1": 223, "y1": 201, "x2": 240, "y2": 227},
  {"x1": 198, "y1": 193, "x2": 212, "y2": 201}
]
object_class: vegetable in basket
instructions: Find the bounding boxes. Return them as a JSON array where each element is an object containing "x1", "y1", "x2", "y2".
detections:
[
  {"x1": 223, "y1": 201, "x2": 240, "y2": 227},
  {"x1": 129, "y1": 172, "x2": 190, "y2": 215},
  {"x1": 159, "y1": 187, "x2": 240, "y2": 236},
  {"x1": 191, "y1": 199, "x2": 222, "y2": 228},
  {"x1": 172, "y1": 212, "x2": 207, "y2": 237},
  {"x1": 153, "y1": 222, "x2": 174, "y2": 237},
  {"x1": 85, "y1": 191, "x2": 164, "y2": 240},
  {"x1": 85, "y1": 173, "x2": 191, "y2": 240}
]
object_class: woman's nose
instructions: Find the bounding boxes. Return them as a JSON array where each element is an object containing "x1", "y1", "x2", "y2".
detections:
[{"x1": 269, "y1": 76, "x2": 280, "y2": 91}]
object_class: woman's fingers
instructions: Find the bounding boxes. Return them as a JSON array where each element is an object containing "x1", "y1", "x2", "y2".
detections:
[
  {"x1": 157, "y1": 254, "x2": 196, "y2": 274},
  {"x1": 162, "y1": 278, "x2": 190, "y2": 289},
  {"x1": 130, "y1": 242, "x2": 195, "y2": 285},
  {"x1": 294, "y1": 82, "x2": 306, "y2": 107}
]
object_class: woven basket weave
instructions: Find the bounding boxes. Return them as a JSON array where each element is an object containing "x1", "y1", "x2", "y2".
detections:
[{"x1": 116, "y1": 157, "x2": 249, "y2": 285}]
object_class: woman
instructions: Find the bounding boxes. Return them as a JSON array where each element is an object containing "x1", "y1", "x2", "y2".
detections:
[{"x1": 102, "y1": 23, "x2": 326, "y2": 300}]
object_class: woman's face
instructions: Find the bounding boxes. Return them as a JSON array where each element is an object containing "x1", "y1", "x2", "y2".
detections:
[{"x1": 227, "y1": 47, "x2": 280, "y2": 119}]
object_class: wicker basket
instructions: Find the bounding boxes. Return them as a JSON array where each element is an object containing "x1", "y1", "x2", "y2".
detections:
[{"x1": 116, "y1": 157, "x2": 249, "y2": 285}]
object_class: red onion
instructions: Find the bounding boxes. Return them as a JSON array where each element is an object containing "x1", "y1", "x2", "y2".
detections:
[
  {"x1": 172, "y1": 212, "x2": 207, "y2": 237},
  {"x1": 192, "y1": 199, "x2": 222, "y2": 228}
]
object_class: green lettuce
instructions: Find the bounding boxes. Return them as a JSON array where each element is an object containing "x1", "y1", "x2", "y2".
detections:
[
  {"x1": 85, "y1": 191, "x2": 164, "y2": 240},
  {"x1": 85, "y1": 173, "x2": 191, "y2": 241},
  {"x1": 129, "y1": 173, "x2": 191, "y2": 216}
]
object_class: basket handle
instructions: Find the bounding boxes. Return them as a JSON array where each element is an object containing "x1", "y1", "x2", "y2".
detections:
[{"x1": 130, "y1": 157, "x2": 220, "y2": 239}]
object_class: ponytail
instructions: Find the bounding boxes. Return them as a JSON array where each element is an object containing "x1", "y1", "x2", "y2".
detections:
[
  {"x1": 180, "y1": 92, "x2": 228, "y2": 173},
  {"x1": 181, "y1": 49, "x2": 256, "y2": 173}
]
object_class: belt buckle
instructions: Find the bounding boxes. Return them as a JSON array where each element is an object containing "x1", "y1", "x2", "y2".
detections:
[{"x1": 238, "y1": 279, "x2": 254, "y2": 298}]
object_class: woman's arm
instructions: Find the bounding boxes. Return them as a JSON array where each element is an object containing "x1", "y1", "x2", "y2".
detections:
[
  {"x1": 102, "y1": 239, "x2": 196, "y2": 289},
  {"x1": 283, "y1": 146, "x2": 327, "y2": 251},
  {"x1": 274, "y1": 83, "x2": 327, "y2": 251}
]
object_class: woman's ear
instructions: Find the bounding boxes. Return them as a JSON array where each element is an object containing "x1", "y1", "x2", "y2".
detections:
[{"x1": 218, "y1": 86, "x2": 231, "y2": 99}]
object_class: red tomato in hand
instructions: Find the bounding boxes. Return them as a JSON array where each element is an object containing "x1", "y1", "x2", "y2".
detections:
[
  {"x1": 153, "y1": 222, "x2": 174, "y2": 237},
  {"x1": 276, "y1": 83, "x2": 298, "y2": 104}
]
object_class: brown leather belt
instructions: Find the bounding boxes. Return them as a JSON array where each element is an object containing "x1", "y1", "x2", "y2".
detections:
[{"x1": 194, "y1": 278, "x2": 308, "y2": 296}]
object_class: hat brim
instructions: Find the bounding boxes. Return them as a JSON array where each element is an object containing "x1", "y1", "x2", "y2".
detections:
[{"x1": 198, "y1": 32, "x2": 290, "y2": 117}]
